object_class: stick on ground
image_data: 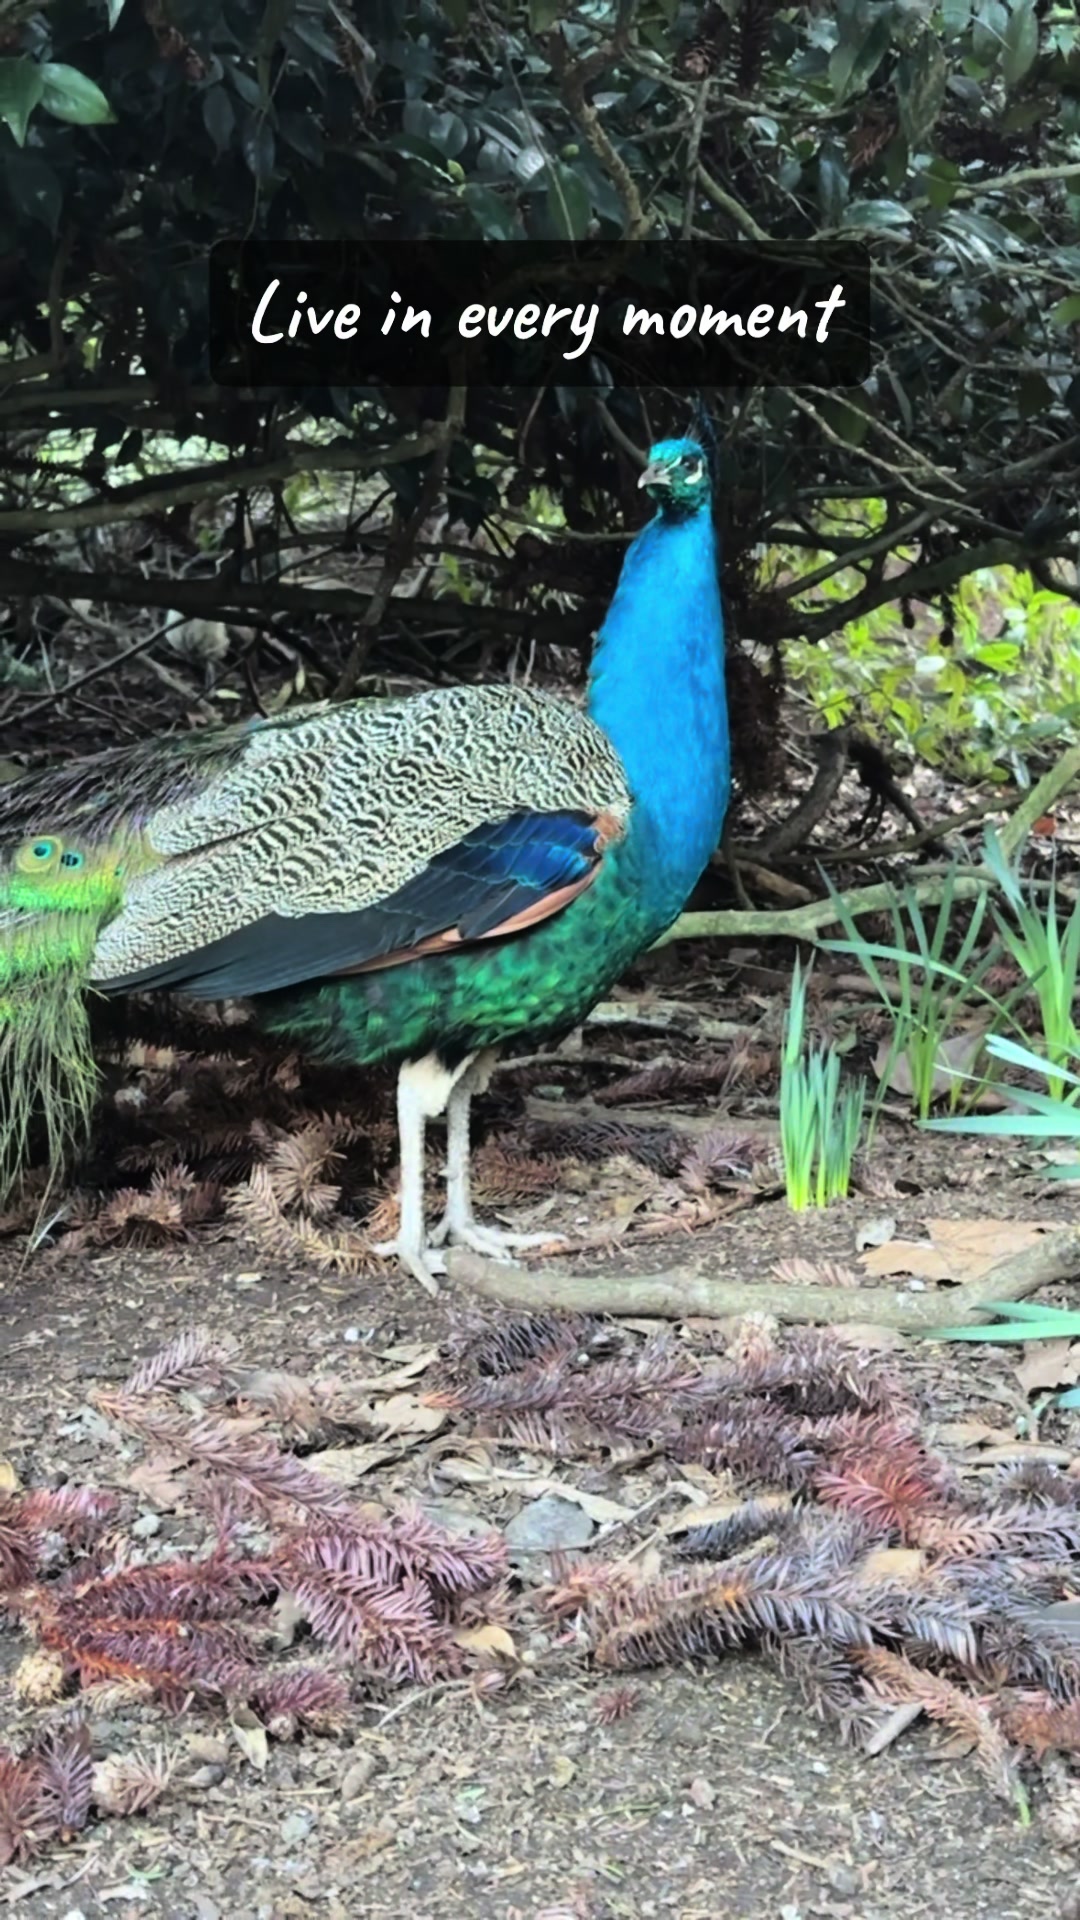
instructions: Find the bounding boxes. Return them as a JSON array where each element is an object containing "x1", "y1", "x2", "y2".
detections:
[{"x1": 449, "y1": 1225, "x2": 1080, "y2": 1331}]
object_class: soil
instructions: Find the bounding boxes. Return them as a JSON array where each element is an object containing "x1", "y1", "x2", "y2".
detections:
[{"x1": 3, "y1": 1127, "x2": 1079, "y2": 1920}]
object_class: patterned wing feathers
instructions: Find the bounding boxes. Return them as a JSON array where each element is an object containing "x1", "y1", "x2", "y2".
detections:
[{"x1": 82, "y1": 685, "x2": 631, "y2": 992}]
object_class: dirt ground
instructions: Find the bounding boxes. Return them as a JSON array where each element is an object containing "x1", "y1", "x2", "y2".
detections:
[{"x1": 3, "y1": 1123, "x2": 1080, "y2": 1920}]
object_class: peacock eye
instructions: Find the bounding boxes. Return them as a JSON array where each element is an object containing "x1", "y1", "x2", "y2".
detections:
[
  {"x1": 32, "y1": 840, "x2": 54, "y2": 860},
  {"x1": 682, "y1": 459, "x2": 703, "y2": 480},
  {"x1": 60, "y1": 849, "x2": 84, "y2": 869}
]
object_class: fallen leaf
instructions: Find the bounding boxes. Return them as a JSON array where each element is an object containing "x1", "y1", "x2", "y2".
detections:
[
  {"x1": 664, "y1": 1492, "x2": 791, "y2": 1536},
  {"x1": 434, "y1": 1455, "x2": 495, "y2": 1488},
  {"x1": 230, "y1": 1708, "x2": 268, "y2": 1771},
  {"x1": 860, "y1": 1218, "x2": 1048, "y2": 1283},
  {"x1": 674, "y1": 1464, "x2": 734, "y2": 1496},
  {"x1": 304, "y1": 1444, "x2": 398, "y2": 1485},
  {"x1": 125, "y1": 1458, "x2": 190, "y2": 1510},
  {"x1": 350, "y1": 1347, "x2": 440, "y2": 1392},
  {"x1": 548, "y1": 1754, "x2": 576, "y2": 1788},
  {"x1": 454, "y1": 1623, "x2": 518, "y2": 1661},
  {"x1": 934, "y1": 1419, "x2": 1014, "y2": 1449},
  {"x1": 516, "y1": 1478, "x2": 635, "y2": 1525},
  {"x1": 874, "y1": 1027, "x2": 995, "y2": 1103},
  {"x1": 1013, "y1": 1338, "x2": 1080, "y2": 1396},
  {"x1": 378, "y1": 1339, "x2": 436, "y2": 1365},
  {"x1": 364, "y1": 1392, "x2": 445, "y2": 1437},
  {"x1": 688, "y1": 1775, "x2": 716, "y2": 1810},
  {"x1": 0, "y1": 1459, "x2": 20, "y2": 1492}
]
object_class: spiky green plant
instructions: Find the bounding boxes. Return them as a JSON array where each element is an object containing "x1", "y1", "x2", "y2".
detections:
[
  {"x1": 981, "y1": 827, "x2": 1080, "y2": 1100},
  {"x1": 924, "y1": 1036, "x2": 1080, "y2": 1391},
  {"x1": 926, "y1": 1033, "x2": 1080, "y2": 1176},
  {"x1": 822, "y1": 864, "x2": 1016, "y2": 1127},
  {"x1": 779, "y1": 959, "x2": 865, "y2": 1211}
]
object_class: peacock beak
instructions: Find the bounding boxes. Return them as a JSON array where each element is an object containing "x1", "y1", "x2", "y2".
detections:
[{"x1": 638, "y1": 461, "x2": 672, "y2": 490}]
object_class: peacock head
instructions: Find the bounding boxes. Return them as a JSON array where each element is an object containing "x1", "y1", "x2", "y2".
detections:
[{"x1": 638, "y1": 438, "x2": 711, "y2": 518}]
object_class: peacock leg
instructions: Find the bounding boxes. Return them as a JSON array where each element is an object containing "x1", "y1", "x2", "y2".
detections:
[
  {"x1": 430, "y1": 1051, "x2": 555, "y2": 1261},
  {"x1": 371, "y1": 1055, "x2": 467, "y2": 1294}
]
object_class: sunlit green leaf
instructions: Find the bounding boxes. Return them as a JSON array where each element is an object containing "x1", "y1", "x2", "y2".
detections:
[
  {"x1": 0, "y1": 58, "x2": 44, "y2": 147},
  {"x1": 39, "y1": 62, "x2": 115, "y2": 126}
]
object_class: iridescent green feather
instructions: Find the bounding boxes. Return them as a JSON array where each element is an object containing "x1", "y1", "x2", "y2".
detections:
[{"x1": 0, "y1": 839, "x2": 132, "y2": 1199}]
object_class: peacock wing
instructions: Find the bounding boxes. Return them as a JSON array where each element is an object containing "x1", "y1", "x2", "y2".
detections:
[{"x1": 84, "y1": 684, "x2": 632, "y2": 998}]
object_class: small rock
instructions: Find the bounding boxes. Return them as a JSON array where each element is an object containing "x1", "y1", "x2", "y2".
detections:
[
  {"x1": 504, "y1": 1494, "x2": 595, "y2": 1555},
  {"x1": 185, "y1": 1764, "x2": 226, "y2": 1790},
  {"x1": 825, "y1": 1860, "x2": 859, "y2": 1897},
  {"x1": 341, "y1": 1754, "x2": 379, "y2": 1801},
  {"x1": 421, "y1": 1499, "x2": 494, "y2": 1538},
  {"x1": 131, "y1": 1511, "x2": 161, "y2": 1539},
  {"x1": 185, "y1": 1734, "x2": 230, "y2": 1766},
  {"x1": 280, "y1": 1808, "x2": 315, "y2": 1845},
  {"x1": 855, "y1": 1215, "x2": 895, "y2": 1252}
]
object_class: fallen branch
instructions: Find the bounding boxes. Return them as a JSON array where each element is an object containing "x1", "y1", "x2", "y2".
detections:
[
  {"x1": 657, "y1": 741, "x2": 1080, "y2": 949},
  {"x1": 448, "y1": 1225, "x2": 1080, "y2": 1331}
]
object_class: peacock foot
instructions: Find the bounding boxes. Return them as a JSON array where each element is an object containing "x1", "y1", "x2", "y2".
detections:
[
  {"x1": 429, "y1": 1213, "x2": 555, "y2": 1263},
  {"x1": 370, "y1": 1236, "x2": 448, "y2": 1296}
]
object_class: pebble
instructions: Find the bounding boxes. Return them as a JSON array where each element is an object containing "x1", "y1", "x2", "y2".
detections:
[
  {"x1": 504, "y1": 1494, "x2": 595, "y2": 1554},
  {"x1": 280, "y1": 1808, "x2": 316, "y2": 1844},
  {"x1": 340, "y1": 1753, "x2": 379, "y2": 1801}
]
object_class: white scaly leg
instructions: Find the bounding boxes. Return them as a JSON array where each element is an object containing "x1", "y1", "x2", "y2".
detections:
[
  {"x1": 429, "y1": 1050, "x2": 555, "y2": 1262},
  {"x1": 371, "y1": 1054, "x2": 473, "y2": 1295}
]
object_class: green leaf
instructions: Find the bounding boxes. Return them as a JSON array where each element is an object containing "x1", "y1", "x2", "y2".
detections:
[
  {"x1": 202, "y1": 85, "x2": 235, "y2": 154},
  {"x1": 546, "y1": 162, "x2": 590, "y2": 240},
  {"x1": 817, "y1": 145, "x2": 849, "y2": 225},
  {"x1": 923, "y1": 1301, "x2": 1080, "y2": 1341},
  {"x1": 402, "y1": 100, "x2": 468, "y2": 157},
  {"x1": 972, "y1": 0, "x2": 1008, "y2": 66},
  {"x1": 817, "y1": 396, "x2": 870, "y2": 444},
  {"x1": 923, "y1": 158, "x2": 961, "y2": 210},
  {"x1": 529, "y1": 0, "x2": 567, "y2": 27},
  {"x1": 897, "y1": 35, "x2": 948, "y2": 148},
  {"x1": 1051, "y1": 293, "x2": 1080, "y2": 327},
  {"x1": 829, "y1": 16, "x2": 891, "y2": 102},
  {"x1": 842, "y1": 198, "x2": 913, "y2": 228},
  {"x1": 39, "y1": 62, "x2": 115, "y2": 126},
  {"x1": 462, "y1": 182, "x2": 521, "y2": 239},
  {"x1": 0, "y1": 58, "x2": 44, "y2": 147},
  {"x1": 1001, "y1": 0, "x2": 1039, "y2": 88},
  {"x1": 942, "y1": 0, "x2": 973, "y2": 31}
]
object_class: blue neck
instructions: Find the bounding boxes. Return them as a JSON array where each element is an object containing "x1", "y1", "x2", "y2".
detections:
[{"x1": 587, "y1": 505, "x2": 730, "y2": 917}]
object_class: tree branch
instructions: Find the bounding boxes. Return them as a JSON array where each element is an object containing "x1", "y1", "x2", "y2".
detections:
[
  {"x1": 0, "y1": 558, "x2": 581, "y2": 651},
  {"x1": 0, "y1": 425, "x2": 450, "y2": 535},
  {"x1": 333, "y1": 384, "x2": 466, "y2": 699},
  {"x1": 449, "y1": 1226, "x2": 1080, "y2": 1330}
]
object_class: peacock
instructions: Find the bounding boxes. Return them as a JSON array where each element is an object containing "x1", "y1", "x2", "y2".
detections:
[{"x1": 0, "y1": 436, "x2": 729, "y2": 1291}]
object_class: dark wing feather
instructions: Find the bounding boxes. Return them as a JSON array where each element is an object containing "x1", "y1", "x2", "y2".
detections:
[{"x1": 99, "y1": 809, "x2": 610, "y2": 999}]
